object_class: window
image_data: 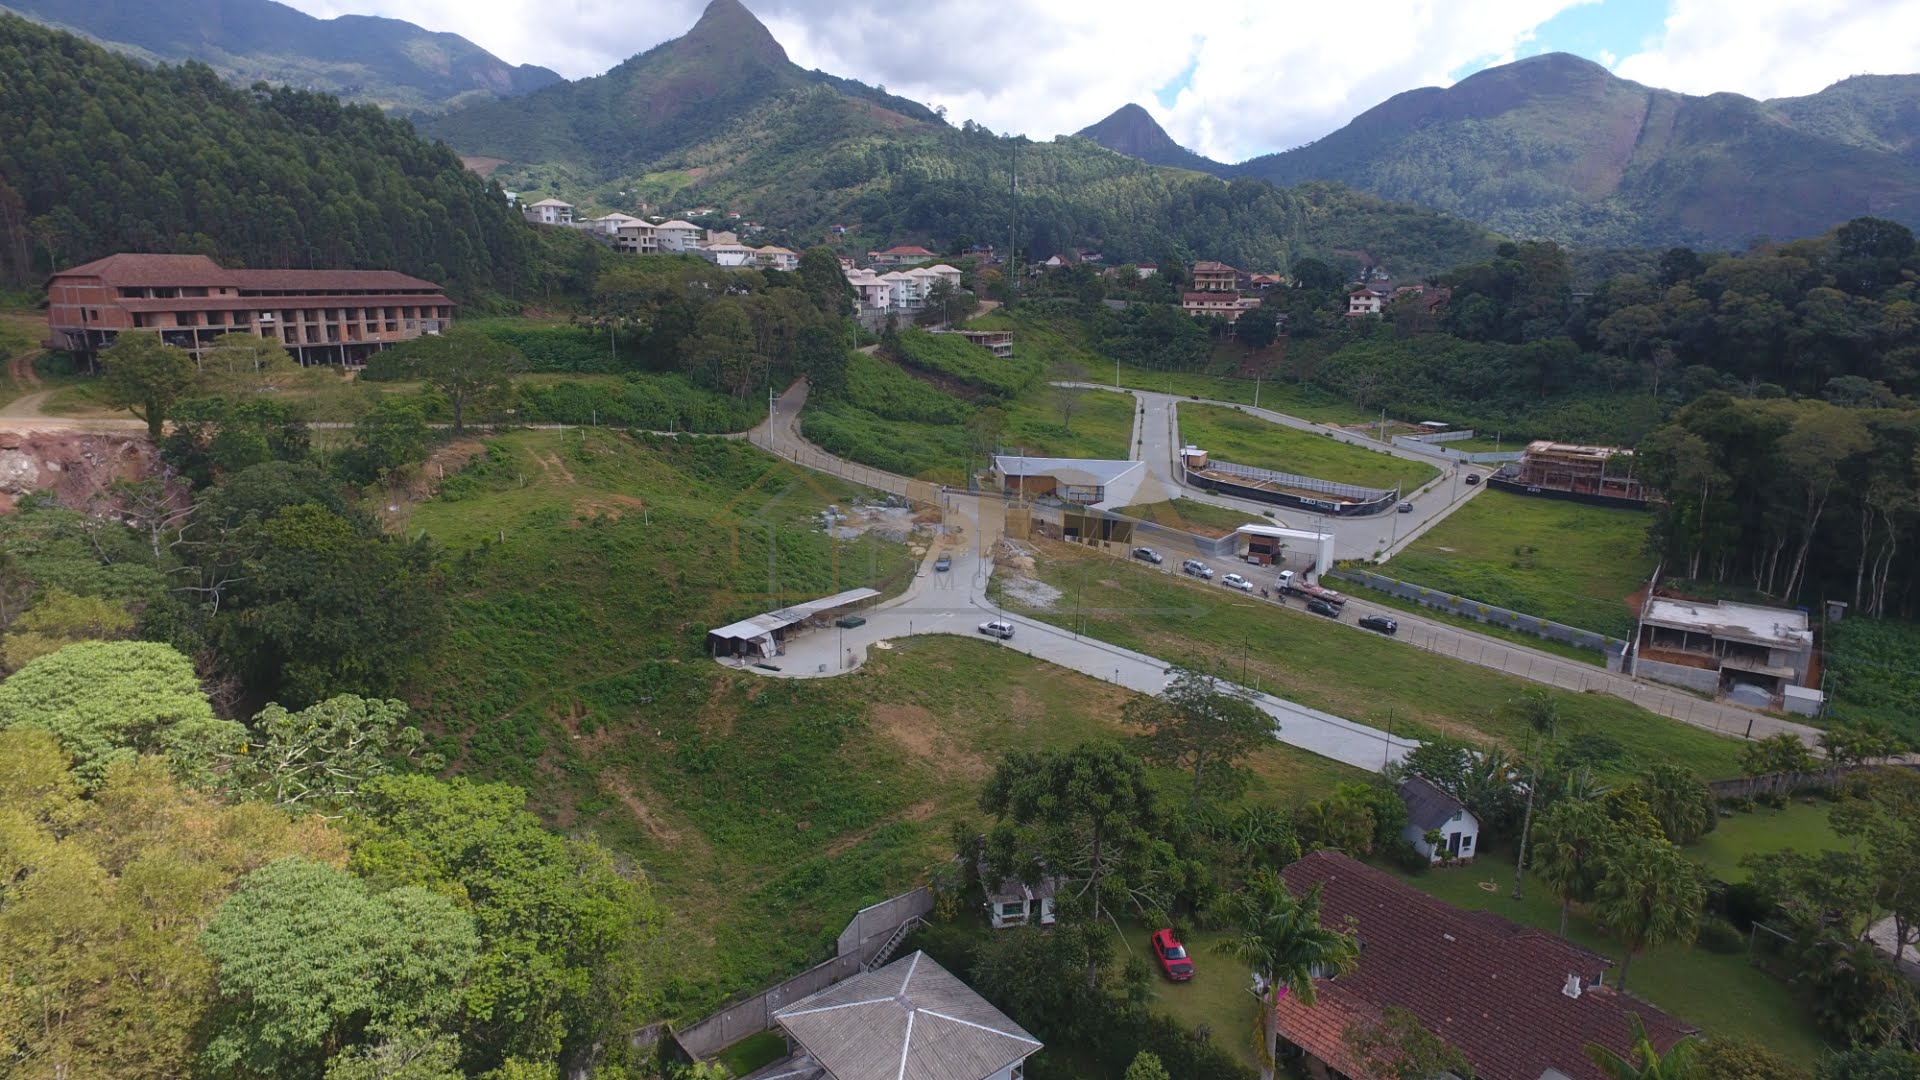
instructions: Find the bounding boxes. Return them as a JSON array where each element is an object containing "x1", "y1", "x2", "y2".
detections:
[
  {"x1": 1010, "y1": 1064, "x2": 1023, "y2": 1080},
  {"x1": 1461, "y1": 836, "x2": 1473, "y2": 852},
  {"x1": 999, "y1": 902, "x2": 1025, "y2": 917}
]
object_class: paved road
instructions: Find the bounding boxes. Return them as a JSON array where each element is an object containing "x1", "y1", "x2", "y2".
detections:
[
  {"x1": 747, "y1": 378, "x2": 1821, "y2": 748},
  {"x1": 744, "y1": 379, "x2": 1419, "y2": 771}
]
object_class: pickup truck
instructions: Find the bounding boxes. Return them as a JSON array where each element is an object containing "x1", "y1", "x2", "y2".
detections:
[{"x1": 1276, "y1": 569, "x2": 1347, "y2": 607}]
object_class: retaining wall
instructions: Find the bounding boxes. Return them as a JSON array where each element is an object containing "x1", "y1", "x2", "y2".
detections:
[
  {"x1": 1634, "y1": 657, "x2": 1722, "y2": 695},
  {"x1": 1328, "y1": 568, "x2": 1623, "y2": 655},
  {"x1": 666, "y1": 887, "x2": 934, "y2": 1062},
  {"x1": 1185, "y1": 460, "x2": 1398, "y2": 517},
  {"x1": 1391, "y1": 430, "x2": 1525, "y2": 465}
]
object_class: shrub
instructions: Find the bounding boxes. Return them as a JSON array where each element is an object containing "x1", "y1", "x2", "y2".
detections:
[{"x1": 1696, "y1": 918, "x2": 1746, "y2": 954}]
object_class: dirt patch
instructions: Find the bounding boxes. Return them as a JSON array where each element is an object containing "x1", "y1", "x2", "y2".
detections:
[
  {"x1": 601, "y1": 770, "x2": 711, "y2": 860},
  {"x1": 0, "y1": 431, "x2": 179, "y2": 515},
  {"x1": 380, "y1": 439, "x2": 486, "y2": 531},
  {"x1": 824, "y1": 798, "x2": 939, "y2": 857},
  {"x1": 7, "y1": 349, "x2": 43, "y2": 391},
  {"x1": 536, "y1": 450, "x2": 576, "y2": 484},
  {"x1": 573, "y1": 493, "x2": 649, "y2": 524},
  {"x1": 460, "y1": 155, "x2": 509, "y2": 177},
  {"x1": 871, "y1": 702, "x2": 990, "y2": 782},
  {"x1": 829, "y1": 502, "x2": 919, "y2": 542}
]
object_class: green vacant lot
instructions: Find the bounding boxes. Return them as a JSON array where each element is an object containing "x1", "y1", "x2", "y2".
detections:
[
  {"x1": 1177, "y1": 403, "x2": 1439, "y2": 493},
  {"x1": 1386, "y1": 852, "x2": 1827, "y2": 1065},
  {"x1": 403, "y1": 430, "x2": 1359, "y2": 1019},
  {"x1": 1388, "y1": 488, "x2": 1656, "y2": 639},
  {"x1": 993, "y1": 540, "x2": 1748, "y2": 780},
  {"x1": 1687, "y1": 801, "x2": 1848, "y2": 882}
]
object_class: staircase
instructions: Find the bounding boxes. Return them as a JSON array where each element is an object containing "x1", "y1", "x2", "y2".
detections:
[{"x1": 863, "y1": 916, "x2": 927, "y2": 971}]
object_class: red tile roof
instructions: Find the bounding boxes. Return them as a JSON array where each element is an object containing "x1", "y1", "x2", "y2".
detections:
[
  {"x1": 878, "y1": 246, "x2": 937, "y2": 257},
  {"x1": 1191, "y1": 260, "x2": 1238, "y2": 274},
  {"x1": 52, "y1": 253, "x2": 443, "y2": 293},
  {"x1": 1276, "y1": 852, "x2": 1695, "y2": 1080}
]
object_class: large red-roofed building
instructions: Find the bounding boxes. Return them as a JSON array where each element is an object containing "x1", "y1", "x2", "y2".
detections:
[
  {"x1": 1276, "y1": 851, "x2": 1695, "y2": 1080},
  {"x1": 45, "y1": 253, "x2": 453, "y2": 366}
]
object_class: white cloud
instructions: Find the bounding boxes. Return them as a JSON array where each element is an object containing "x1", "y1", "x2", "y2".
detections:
[{"x1": 1612, "y1": 0, "x2": 1920, "y2": 100}]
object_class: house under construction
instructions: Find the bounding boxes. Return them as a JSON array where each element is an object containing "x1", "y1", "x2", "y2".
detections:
[{"x1": 1491, "y1": 441, "x2": 1649, "y2": 508}]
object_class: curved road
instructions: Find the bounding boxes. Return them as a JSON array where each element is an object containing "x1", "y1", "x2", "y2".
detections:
[{"x1": 747, "y1": 379, "x2": 1818, "y2": 750}]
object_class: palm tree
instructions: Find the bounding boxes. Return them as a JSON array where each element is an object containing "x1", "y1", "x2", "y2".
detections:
[
  {"x1": 1585, "y1": 1015, "x2": 1695, "y2": 1079},
  {"x1": 1593, "y1": 836, "x2": 1705, "y2": 991},
  {"x1": 1215, "y1": 873, "x2": 1359, "y2": 1080},
  {"x1": 1501, "y1": 689, "x2": 1562, "y2": 900},
  {"x1": 1530, "y1": 799, "x2": 1618, "y2": 937},
  {"x1": 1637, "y1": 764, "x2": 1715, "y2": 844}
]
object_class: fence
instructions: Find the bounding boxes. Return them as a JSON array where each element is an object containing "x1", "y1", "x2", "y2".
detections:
[
  {"x1": 1185, "y1": 460, "x2": 1399, "y2": 517},
  {"x1": 1329, "y1": 568, "x2": 1625, "y2": 656},
  {"x1": 666, "y1": 887, "x2": 934, "y2": 1062},
  {"x1": 1707, "y1": 762, "x2": 1918, "y2": 801}
]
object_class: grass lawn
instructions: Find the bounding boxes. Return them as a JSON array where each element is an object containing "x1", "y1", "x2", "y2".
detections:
[
  {"x1": 1336, "y1": 580, "x2": 1607, "y2": 666},
  {"x1": 1004, "y1": 386, "x2": 1135, "y2": 461},
  {"x1": 1686, "y1": 801, "x2": 1849, "y2": 882},
  {"x1": 1177, "y1": 403, "x2": 1439, "y2": 493},
  {"x1": 1383, "y1": 853, "x2": 1829, "y2": 1066},
  {"x1": 1113, "y1": 498, "x2": 1272, "y2": 538},
  {"x1": 1119, "y1": 916, "x2": 1262, "y2": 1071},
  {"x1": 401, "y1": 430, "x2": 1358, "y2": 1021},
  {"x1": 1388, "y1": 488, "x2": 1656, "y2": 639},
  {"x1": 994, "y1": 540, "x2": 1749, "y2": 780},
  {"x1": 714, "y1": 1031, "x2": 788, "y2": 1075}
]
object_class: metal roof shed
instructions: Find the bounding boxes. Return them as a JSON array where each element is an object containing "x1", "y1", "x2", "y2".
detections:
[{"x1": 707, "y1": 587, "x2": 880, "y2": 658}]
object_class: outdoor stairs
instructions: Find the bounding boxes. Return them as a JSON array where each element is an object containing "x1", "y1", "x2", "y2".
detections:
[{"x1": 863, "y1": 916, "x2": 926, "y2": 972}]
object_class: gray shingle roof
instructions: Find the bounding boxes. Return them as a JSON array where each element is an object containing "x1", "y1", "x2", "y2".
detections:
[
  {"x1": 1398, "y1": 776, "x2": 1469, "y2": 831},
  {"x1": 773, "y1": 951, "x2": 1040, "y2": 1080}
]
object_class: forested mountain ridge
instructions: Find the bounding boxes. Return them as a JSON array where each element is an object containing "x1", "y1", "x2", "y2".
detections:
[
  {"x1": 1219, "y1": 53, "x2": 1920, "y2": 249},
  {"x1": 0, "y1": 13, "x2": 537, "y2": 300},
  {"x1": 1075, "y1": 104, "x2": 1225, "y2": 174},
  {"x1": 419, "y1": 0, "x2": 941, "y2": 177},
  {"x1": 424, "y1": 1, "x2": 1494, "y2": 275},
  {"x1": 0, "y1": 0, "x2": 561, "y2": 113}
]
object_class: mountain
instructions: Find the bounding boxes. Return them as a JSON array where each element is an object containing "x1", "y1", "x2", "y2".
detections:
[
  {"x1": 1220, "y1": 53, "x2": 1920, "y2": 249},
  {"x1": 420, "y1": 0, "x2": 940, "y2": 175},
  {"x1": 0, "y1": 13, "x2": 536, "y2": 298},
  {"x1": 1770, "y1": 74, "x2": 1920, "y2": 163},
  {"x1": 422, "y1": 0, "x2": 1493, "y2": 276},
  {"x1": 0, "y1": 0, "x2": 560, "y2": 113},
  {"x1": 1075, "y1": 104, "x2": 1225, "y2": 173}
]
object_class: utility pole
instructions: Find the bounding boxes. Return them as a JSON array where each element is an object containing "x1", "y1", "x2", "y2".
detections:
[{"x1": 1254, "y1": 372, "x2": 1262, "y2": 411}]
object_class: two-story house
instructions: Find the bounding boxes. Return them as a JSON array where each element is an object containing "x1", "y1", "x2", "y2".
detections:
[{"x1": 523, "y1": 198, "x2": 574, "y2": 225}]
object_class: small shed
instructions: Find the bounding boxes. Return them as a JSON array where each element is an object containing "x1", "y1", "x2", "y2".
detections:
[
  {"x1": 1397, "y1": 776, "x2": 1480, "y2": 863},
  {"x1": 980, "y1": 865, "x2": 1062, "y2": 929},
  {"x1": 706, "y1": 588, "x2": 880, "y2": 660}
]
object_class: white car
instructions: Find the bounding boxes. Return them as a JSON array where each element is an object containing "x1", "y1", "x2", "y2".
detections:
[
  {"x1": 1221, "y1": 573, "x2": 1253, "y2": 592},
  {"x1": 978, "y1": 620, "x2": 1016, "y2": 640}
]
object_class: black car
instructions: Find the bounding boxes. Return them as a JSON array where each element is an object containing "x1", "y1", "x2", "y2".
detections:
[
  {"x1": 1465, "y1": 474, "x2": 1481, "y2": 485},
  {"x1": 1307, "y1": 598, "x2": 1339, "y2": 617},
  {"x1": 1358, "y1": 614, "x2": 1398, "y2": 635},
  {"x1": 1397, "y1": 502, "x2": 1414, "y2": 513},
  {"x1": 1132, "y1": 547, "x2": 1163, "y2": 564}
]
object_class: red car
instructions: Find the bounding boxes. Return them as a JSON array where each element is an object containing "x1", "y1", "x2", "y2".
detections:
[{"x1": 1151, "y1": 928, "x2": 1193, "y2": 981}]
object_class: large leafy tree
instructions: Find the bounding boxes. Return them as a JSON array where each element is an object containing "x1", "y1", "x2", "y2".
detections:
[
  {"x1": 1123, "y1": 665, "x2": 1274, "y2": 808},
  {"x1": 1593, "y1": 836, "x2": 1705, "y2": 991},
  {"x1": 378, "y1": 329, "x2": 526, "y2": 433},
  {"x1": 0, "y1": 587, "x2": 134, "y2": 672},
  {"x1": 1818, "y1": 1047, "x2": 1920, "y2": 1080},
  {"x1": 980, "y1": 743, "x2": 1184, "y2": 982},
  {"x1": 99, "y1": 331, "x2": 197, "y2": 441},
  {"x1": 223, "y1": 695, "x2": 438, "y2": 814},
  {"x1": 1635, "y1": 764, "x2": 1717, "y2": 844},
  {"x1": 346, "y1": 775, "x2": 659, "y2": 1073},
  {"x1": 1215, "y1": 872, "x2": 1359, "y2": 1080},
  {"x1": 200, "y1": 856, "x2": 479, "y2": 1080},
  {"x1": 0, "y1": 639, "x2": 246, "y2": 787},
  {"x1": 1831, "y1": 766, "x2": 1920, "y2": 966},
  {"x1": 0, "y1": 730, "x2": 346, "y2": 1079},
  {"x1": 1531, "y1": 798, "x2": 1619, "y2": 936}
]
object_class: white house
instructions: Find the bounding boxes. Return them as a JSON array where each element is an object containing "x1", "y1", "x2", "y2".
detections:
[
  {"x1": 523, "y1": 198, "x2": 574, "y2": 225},
  {"x1": 1398, "y1": 776, "x2": 1480, "y2": 863},
  {"x1": 755, "y1": 245, "x2": 800, "y2": 271},
  {"x1": 982, "y1": 870, "x2": 1061, "y2": 929},
  {"x1": 588, "y1": 212, "x2": 644, "y2": 235},
  {"x1": 1347, "y1": 286, "x2": 1388, "y2": 316},
  {"x1": 653, "y1": 220, "x2": 703, "y2": 253},
  {"x1": 768, "y1": 951, "x2": 1041, "y2": 1080},
  {"x1": 697, "y1": 241, "x2": 757, "y2": 267},
  {"x1": 880, "y1": 270, "x2": 921, "y2": 309},
  {"x1": 845, "y1": 269, "x2": 892, "y2": 310},
  {"x1": 613, "y1": 221, "x2": 658, "y2": 254}
]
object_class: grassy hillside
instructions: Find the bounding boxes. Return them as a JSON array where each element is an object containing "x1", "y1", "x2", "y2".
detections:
[
  {"x1": 1176, "y1": 403, "x2": 1440, "y2": 492},
  {"x1": 399, "y1": 428, "x2": 1362, "y2": 1015}
]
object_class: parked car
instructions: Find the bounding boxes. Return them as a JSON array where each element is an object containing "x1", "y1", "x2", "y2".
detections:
[
  {"x1": 1307, "y1": 598, "x2": 1339, "y2": 617},
  {"x1": 1359, "y1": 614, "x2": 1398, "y2": 635},
  {"x1": 1132, "y1": 547, "x2": 1163, "y2": 564},
  {"x1": 1221, "y1": 573, "x2": 1253, "y2": 592},
  {"x1": 1397, "y1": 501, "x2": 1414, "y2": 513},
  {"x1": 977, "y1": 620, "x2": 1015, "y2": 640},
  {"x1": 933, "y1": 555, "x2": 952, "y2": 572},
  {"x1": 1150, "y1": 928, "x2": 1194, "y2": 982},
  {"x1": 1181, "y1": 559, "x2": 1214, "y2": 579},
  {"x1": 1465, "y1": 474, "x2": 1481, "y2": 485},
  {"x1": 834, "y1": 615, "x2": 866, "y2": 629}
]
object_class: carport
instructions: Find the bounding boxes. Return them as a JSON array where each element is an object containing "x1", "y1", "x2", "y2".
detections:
[
  {"x1": 706, "y1": 587, "x2": 881, "y2": 660},
  {"x1": 1235, "y1": 524, "x2": 1336, "y2": 577}
]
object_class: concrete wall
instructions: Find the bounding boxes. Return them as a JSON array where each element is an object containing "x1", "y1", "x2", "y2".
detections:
[
  {"x1": 1391, "y1": 431, "x2": 1525, "y2": 465},
  {"x1": 1185, "y1": 464, "x2": 1399, "y2": 517},
  {"x1": 1328, "y1": 569, "x2": 1622, "y2": 654},
  {"x1": 1634, "y1": 657, "x2": 1722, "y2": 695}
]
